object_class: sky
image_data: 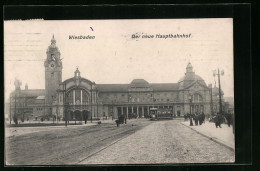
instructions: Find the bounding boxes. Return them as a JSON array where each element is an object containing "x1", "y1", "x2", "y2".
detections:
[{"x1": 4, "y1": 19, "x2": 234, "y2": 101}]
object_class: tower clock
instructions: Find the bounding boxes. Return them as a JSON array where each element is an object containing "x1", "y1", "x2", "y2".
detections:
[{"x1": 44, "y1": 35, "x2": 62, "y2": 115}]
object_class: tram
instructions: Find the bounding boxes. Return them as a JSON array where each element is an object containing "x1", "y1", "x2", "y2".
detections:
[{"x1": 149, "y1": 108, "x2": 173, "y2": 120}]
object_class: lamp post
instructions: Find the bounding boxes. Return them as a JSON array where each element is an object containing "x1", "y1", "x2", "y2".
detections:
[{"x1": 188, "y1": 94, "x2": 193, "y2": 126}]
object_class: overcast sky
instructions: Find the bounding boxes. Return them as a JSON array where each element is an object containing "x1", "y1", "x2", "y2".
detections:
[{"x1": 4, "y1": 19, "x2": 234, "y2": 101}]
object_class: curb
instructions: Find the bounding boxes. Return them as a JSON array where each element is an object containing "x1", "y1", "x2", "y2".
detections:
[{"x1": 181, "y1": 122, "x2": 235, "y2": 152}]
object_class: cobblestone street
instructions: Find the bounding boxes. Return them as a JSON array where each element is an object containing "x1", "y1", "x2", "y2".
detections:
[{"x1": 80, "y1": 120, "x2": 234, "y2": 164}]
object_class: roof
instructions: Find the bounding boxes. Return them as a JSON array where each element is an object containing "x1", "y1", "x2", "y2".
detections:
[
  {"x1": 130, "y1": 79, "x2": 150, "y2": 88},
  {"x1": 96, "y1": 83, "x2": 179, "y2": 92},
  {"x1": 178, "y1": 74, "x2": 205, "y2": 83},
  {"x1": 150, "y1": 83, "x2": 179, "y2": 91},
  {"x1": 62, "y1": 77, "x2": 93, "y2": 85},
  {"x1": 11, "y1": 89, "x2": 45, "y2": 97},
  {"x1": 178, "y1": 72, "x2": 207, "y2": 89},
  {"x1": 96, "y1": 84, "x2": 129, "y2": 92},
  {"x1": 186, "y1": 62, "x2": 192, "y2": 69}
]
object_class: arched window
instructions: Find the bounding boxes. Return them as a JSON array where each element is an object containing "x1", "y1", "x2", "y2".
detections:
[
  {"x1": 82, "y1": 91, "x2": 89, "y2": 104},
  {"x1": 192, "y1": 93, "x2": 203, "y2": 103},
  {"x1": 66, "y1": 88, "x2": 89, "y2": 105},
  {"x1": 67, "y1": 91, "x2": 73, "y2": 105}
]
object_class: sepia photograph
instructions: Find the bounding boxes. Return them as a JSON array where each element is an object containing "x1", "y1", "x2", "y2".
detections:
[{"x1": 4, "y1": 19, "x2": 235, "y2": 165}]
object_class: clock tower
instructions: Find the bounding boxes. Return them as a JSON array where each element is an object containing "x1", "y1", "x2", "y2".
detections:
[{"x1": 44, "y1": 35, "x2": 62, "y2": 115}]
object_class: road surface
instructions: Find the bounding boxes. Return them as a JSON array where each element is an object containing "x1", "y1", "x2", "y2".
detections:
[
  {"x1": 5, "y1": 119, "x2": 234, "y2": 165},
  {"x1": 79, "y1": 120, "x2": 235, "y2": 164}
]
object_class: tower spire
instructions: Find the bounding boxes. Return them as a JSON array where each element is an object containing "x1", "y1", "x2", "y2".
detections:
[
  {"x1": 186, "y1": 62, "x2": 193, "y2": 73},
  {"x1": 51, "y1": 34, "x2": 56, "y2": 45}
]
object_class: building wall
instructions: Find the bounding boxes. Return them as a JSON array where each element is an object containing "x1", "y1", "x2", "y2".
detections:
[{"x1": 98, "y1": 91, "x2": 180, "y2": 104}]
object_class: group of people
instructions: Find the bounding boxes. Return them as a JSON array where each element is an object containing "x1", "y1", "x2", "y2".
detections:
[
  {"x1": 184, "y1": 112, "x2": 206, "y2": 126},
  {"x1": 210, "y1": 112, "x2": 233, "y2": 128},
  {"x1": 185, "y1": 111, "x2": 234, "y2": 128}
]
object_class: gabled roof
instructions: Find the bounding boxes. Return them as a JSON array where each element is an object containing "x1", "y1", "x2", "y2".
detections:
[{"x1": 183, "y1": 80, "x2": 209, "y2": 90}]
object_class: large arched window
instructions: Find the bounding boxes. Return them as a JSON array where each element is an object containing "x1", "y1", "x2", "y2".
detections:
[
  {"x1": 192, "y1": 93, "x2": 203, "y2": 103},
  {"x1": 66, "y1": 88, "x2": 90, "y2": 105}
]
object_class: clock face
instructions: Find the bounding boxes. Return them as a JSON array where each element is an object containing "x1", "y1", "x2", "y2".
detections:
[{"x1": 49, "y1": 61, "x2": 56, "y2": 69}]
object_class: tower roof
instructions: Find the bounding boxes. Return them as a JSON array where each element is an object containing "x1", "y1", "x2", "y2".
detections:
[
  {"x1": 186, "y1": 62, "x2": 192, "y2": 69},
  {"x1": 74, "y1": 67, "x2": 81, "y2": 78},
  {"x1": 186, "y1": 62, "x2": 193, "y2": 73},
  {"x1": 47, "y1": 34, "x2": 58, "y2": 51},
  {"x1": 51, "y1": 34, "x2": 56, "y2": 44}
]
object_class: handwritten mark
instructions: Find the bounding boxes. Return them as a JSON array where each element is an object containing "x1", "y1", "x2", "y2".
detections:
[{"x1": 90, "y1": 27, "x2": 94, "y2": 31}]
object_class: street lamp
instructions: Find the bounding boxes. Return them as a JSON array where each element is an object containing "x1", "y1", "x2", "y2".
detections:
[{"x1": 188, "y1": 94, "x2": 193, "y2": 126}]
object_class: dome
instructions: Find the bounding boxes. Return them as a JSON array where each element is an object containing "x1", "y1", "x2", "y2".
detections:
[
  {"x1": 130, "y1": 79, "x2": 150, "y2": 88},
  {"x1": 178, "y1": 74, "x2": 205, "y2": 83},
  {"x1": 178, "y1": 62, "x2": 207, "y2": 88}
]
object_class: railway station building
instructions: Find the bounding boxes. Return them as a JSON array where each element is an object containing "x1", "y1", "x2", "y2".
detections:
[{"x1": 9, "y1": 36, "x2": 213, "y2": 121}]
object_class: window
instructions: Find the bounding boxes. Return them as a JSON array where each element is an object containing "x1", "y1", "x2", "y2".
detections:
[
  {"x1": 192, "y1": 94, "x2": 203, "y2": 102},
  {"x1": 51, "y1": 72, "x2": 54, "y2": 77},
  {"x1": 67, "y1": 91, "x2": 73, "y2": 104},
  {"x1": 66, "y1": 89, "x2": 89, "y2": 105},
  {"x1": 75, "y1": 89, "x2": 81, "y2": 102},
  {"x1": 82, "y1": 91, "x2": 89, "y2": 104}
]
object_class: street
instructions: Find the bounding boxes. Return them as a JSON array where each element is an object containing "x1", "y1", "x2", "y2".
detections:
[
  {"x1": 5, "y1": 119, "x2": 234, "y2": 165},
  {"x1": 80, "y1": 120, "x2": 234, "y2": 164}
]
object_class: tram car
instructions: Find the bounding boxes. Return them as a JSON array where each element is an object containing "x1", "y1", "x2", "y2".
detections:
[{"x1": 150, "y1": 108, "x2": 173, "y2": 120}]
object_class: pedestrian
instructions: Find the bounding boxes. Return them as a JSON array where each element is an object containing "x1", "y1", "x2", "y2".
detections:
[
  {"x1": 115, "y1": 120, "x2": 119, "y2": 127},
  {"x1": 194, "y1": 113, "x2": 198, "y2": 126},
  {"x1": 189, "y1": 113, "x2": 193, "y2": 126},
  {"x1": 215, "y1": 114, "x2": 222, "y2": 128},
  {"x1": 226, "y1": 112, "x2": 232, "y2": 127},
  {"x1": 201, "y1": 112, "x2": 205, "y2": 124}
]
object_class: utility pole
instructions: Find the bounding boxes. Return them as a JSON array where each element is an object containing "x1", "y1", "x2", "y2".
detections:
[
  {"x1": 91, "y1": 84, "x2": 93, "y2": 123},
  {"x1": 210, "y1": 84, "x2": 213, "y2": 116},
  {"x1": 14, "y1": 93, "x2": 17, "y2": 125},
  {"x1": 218, "y1": 69, "x2": 224, "y2": 115},
  {"x1": 213, "y1": 69, "x2": 224, "y2": 115},
  {"x1": 9, "y1": 95, "x2": 12, "y2": 125}
]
